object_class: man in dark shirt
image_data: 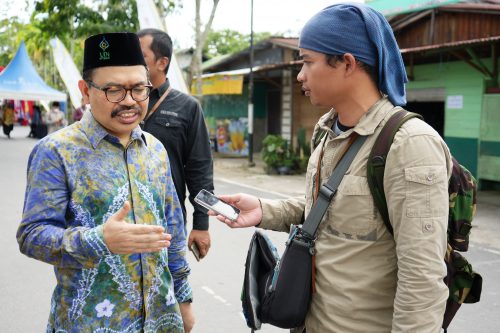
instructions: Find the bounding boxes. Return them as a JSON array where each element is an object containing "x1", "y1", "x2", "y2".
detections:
[{"x1": 138, "y1": 29, "x2": 214, "y2": 265}]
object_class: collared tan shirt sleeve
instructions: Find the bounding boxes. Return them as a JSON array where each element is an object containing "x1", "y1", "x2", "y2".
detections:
[
  {"x1": 384, "y1": 119, "x2": 452, "y2": 333},
  {"x1": 259, "y1": 196, "x2": 306, "y2": 232}
]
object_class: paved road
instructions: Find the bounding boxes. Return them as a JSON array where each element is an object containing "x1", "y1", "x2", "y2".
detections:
[
  {"x1": 1, "y1": 128, "x2": 56, "y2": 332},
  {"x1": 188, "y1": 179, "x2": 289, "y2": 333},
  {"x1": 1, "y1": 126, "x2": 499, "y2": 332}
]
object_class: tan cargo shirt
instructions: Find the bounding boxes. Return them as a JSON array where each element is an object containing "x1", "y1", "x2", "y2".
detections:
[{"x1": 260, "y1": 97, "x2": 452, "y2": 333}]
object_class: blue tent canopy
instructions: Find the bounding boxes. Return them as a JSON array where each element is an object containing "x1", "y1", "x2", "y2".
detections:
[{"x1": 0, "y1": 41, "x2": 66, "y2": 101}]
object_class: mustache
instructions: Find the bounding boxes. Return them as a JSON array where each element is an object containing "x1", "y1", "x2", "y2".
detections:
[{"x1": 111, "y1": 105, "x2": 143, "y2": 118}]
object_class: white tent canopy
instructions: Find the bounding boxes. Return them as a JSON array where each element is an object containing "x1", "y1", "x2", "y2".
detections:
[{"x1": 0, "y1": 41, "x2": 66, "y2": 101}]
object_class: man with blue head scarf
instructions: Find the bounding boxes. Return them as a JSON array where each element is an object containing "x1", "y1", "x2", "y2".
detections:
[
  {"x1": 299, "y1": 3, "x2": 408, "y2": 106},
  {"x1": 211, "y1": 3, "x2": 452, "y2": 333}
]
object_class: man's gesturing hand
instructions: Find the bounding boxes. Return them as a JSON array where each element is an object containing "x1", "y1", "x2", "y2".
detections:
[{"x1": 103, "y1": 201, "x2": 171, "y2": 254}]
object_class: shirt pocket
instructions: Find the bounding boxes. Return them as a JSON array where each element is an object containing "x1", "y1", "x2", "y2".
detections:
[
  {"x1": 154, "y1": 115, "x2": 184, "y2": 147},
  {"x1": 155, "y1": 115, "x2": 183, "y2": 129},
  {"x1": 323, "y1": 175, "x2": 377, "y2": 241},
  {"x1": 404, "y1": 165, "x2": 447, "y2": 218}
]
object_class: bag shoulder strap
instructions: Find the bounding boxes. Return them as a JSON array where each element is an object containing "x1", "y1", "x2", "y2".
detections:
[
  {"x1": 367, "y1": 109, "x2": 423, "y2": 235},
  {"x1": 302, "y1": 134, "x2": 367, "y2": 238},
  {"x1": 142, "y1": 86, "x2": 172, "y2": 124}
]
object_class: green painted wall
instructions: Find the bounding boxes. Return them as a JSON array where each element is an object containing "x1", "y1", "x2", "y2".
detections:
[
  {"x1": 203, "y1": 82, "x2": 267, "y2": 119},
  {"x1": 405, "y1": 58, "x2": 496, "y2": 176},
  {"x1": 368, "y1": 0, "x2": 460, "y2": 16},
  {"x1": 203, "y1": 91, "x2": 247, "y2": 119},
  {"x1": 406, "y1": 60, "x2": 485, "y2": 139},
  {"x1": 444, "y1": 137, "x2": 478, "y2": 176},
  {"x1": 479, "y1": 94, "x2": 500, "y2": 182},
  {"x1": 202, "y1": 82, "x2": 268, "y2": 153}
]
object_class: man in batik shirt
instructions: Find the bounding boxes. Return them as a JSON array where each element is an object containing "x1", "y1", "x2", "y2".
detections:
[{"x1": 17, "y1": 32, "x2": 193, "y2": 332}]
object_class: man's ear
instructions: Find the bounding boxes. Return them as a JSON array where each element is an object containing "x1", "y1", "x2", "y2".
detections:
[
  {"x1": 343, "y1": 53, "x2": 358, "y2": 76},
  {"x1": 78, "y1": 80, "x2": 90, "y2": 104},
  {"x1": 157, "y1": 56, "x2": 170, "y2": 73}
]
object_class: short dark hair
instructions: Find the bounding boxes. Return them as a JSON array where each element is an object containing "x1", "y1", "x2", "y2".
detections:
[
  {"x1": 137, "y1": 28, "x2": 173, "y2": 74},
  {"x1": 82, "y1": 69, "x2": 94, "y2": 82},
  {"x1": 52, "y1": 101, "x2": 60, "y2": 107},
  {"x1": 326, "y1": 54, "x2": 378, "y2": 87}
]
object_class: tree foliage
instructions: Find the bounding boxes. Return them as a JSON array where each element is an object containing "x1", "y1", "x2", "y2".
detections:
[
  {"x1": 1, "y1": 0, "x2": 145, "y2": 90},
  {"x1": 29, "y1": 0, "x2": 141, "y2": 74},
  {"x1": 0, "y1": 0, "x2": 277, "y2": 99},
  {"x1": 203, "y1": 29, "x2": 272, "y2": 59},
  {"x1": 153, "y1": 0, "x2": 182, "y2": 18},
  {"x1": 0, "y1": 18, "x2": 26, "y2": 67}
]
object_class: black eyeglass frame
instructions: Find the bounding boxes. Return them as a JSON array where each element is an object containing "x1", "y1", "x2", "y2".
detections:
[{"x1": 86, "y1": 81, "x2": 153, "y2": 103}]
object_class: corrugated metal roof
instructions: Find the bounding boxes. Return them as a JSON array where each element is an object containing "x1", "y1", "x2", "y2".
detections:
[
  {"x1": 202, "y1": 38, "x2": 299, "y2": 72},
  {"x1": 199, "y1": 60, "x2": 303, "y2": 79},
  {"x1": 442, "y1": 3, "x2": 500, "y2": 11},
  {"x1": 201, "y1": 54, "x2": 232, "y2": 71},
  {"x1": 201, "y1": 3, "x2": 499, "y2": 72},
  {"x1": 400, "y1": 35, "x2": 500, "y2": 54},
  {"x1": 269, "y1": 37, "x2": 299, "y2": 50}
]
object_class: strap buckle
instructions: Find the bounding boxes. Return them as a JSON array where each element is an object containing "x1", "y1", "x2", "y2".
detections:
[{"x1": 319, "y1": 184, "x2": 336, "y2": 201}]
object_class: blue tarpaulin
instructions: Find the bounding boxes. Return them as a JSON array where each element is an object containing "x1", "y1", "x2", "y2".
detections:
[{"x1": 0, "y1": 41, "x2": 66, "y2": 101}]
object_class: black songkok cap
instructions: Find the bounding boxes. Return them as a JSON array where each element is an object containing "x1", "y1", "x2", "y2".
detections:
[{"x1": 83, "y1": 32, "x2": 146, "y2": 72}]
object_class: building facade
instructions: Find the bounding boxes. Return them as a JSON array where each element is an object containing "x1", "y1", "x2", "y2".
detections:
[{"x1": 200, "y1": 3, "x2": 500, "y2": 187}]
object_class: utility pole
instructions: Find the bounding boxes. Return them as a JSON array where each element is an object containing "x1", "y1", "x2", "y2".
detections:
[{"x1": 247, "y1": 0, "x2": 255, "y2": 166}]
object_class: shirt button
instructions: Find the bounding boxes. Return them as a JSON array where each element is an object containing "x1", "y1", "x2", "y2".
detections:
[
  {"x1": 165, "y1": 122, "x2": 170, "y2": 126},
  {"x1": 427, "y1": 173, "x2": 434, "y2": 182},
  {"x1": 424, "y1": 223, "x2": 433, "y2": 231}
]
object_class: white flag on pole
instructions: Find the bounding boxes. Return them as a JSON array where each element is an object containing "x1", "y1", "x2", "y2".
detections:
[
  {"x1": 136, "y1": 0, "x2": 189, "y2": 94},
  {"x1": 49, "y1": 37, "x2": 82, "y2": 109}
]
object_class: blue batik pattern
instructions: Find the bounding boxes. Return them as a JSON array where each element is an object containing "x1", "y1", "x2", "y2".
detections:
[
  {"x1": 83, "y1": 227, "x2": 111, "y2": 257},
  {"x1": 135, "y1": 180, "x2": 161, "y2": 222},
  {"x1": 145, "y1": 313, "x2": 185, "y2": 332},
  {"x1": 69, "y1": 267, "x2": 99, "y2": 320},
  {"x1": 100, "y1": 184, "x2": 130, "y2": 225},
  {"x1": 104, "y1": 254, "x2": 142, "y2": 310},
  {"x1": 69, "y1": 201, "x2": 95, "y2": 228}
]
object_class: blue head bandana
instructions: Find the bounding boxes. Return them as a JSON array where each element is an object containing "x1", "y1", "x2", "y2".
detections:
[{"x1": 299, "y1": 3, "x2": 407, "y2": 106}]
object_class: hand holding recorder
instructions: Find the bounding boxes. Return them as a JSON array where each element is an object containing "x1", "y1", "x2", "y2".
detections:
[
  {"x1": 194, "y1": 189, "x2": 240, "y2": 221},
  {"x1": 198, "y1": 191, "x2": 263, "y2": 229}
]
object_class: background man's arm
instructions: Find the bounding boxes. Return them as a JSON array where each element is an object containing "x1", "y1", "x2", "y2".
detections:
[
  {"x1": 164, "y1": 157, "x2": 193, "y2": 303},
  {"x1": 185, "y1": 102, "x2": 214, "y2": 256}
]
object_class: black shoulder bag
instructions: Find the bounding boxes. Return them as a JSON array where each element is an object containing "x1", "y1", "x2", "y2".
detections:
[{"x1": 242, "y1": 134, "x2": 367, "y2": 331}]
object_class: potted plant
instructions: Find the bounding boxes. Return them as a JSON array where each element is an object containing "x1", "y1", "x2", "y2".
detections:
[
  {"x1": 279, "y1": 150, "x2": 300, "y2": 175},
  {"x1": 261, "y1": 134, "x2": 300, "y2": 175}
]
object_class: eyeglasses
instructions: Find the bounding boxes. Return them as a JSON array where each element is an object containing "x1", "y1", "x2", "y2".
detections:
[{"x1": 86, "y1": 81, "x2": 152, "y2": 103}]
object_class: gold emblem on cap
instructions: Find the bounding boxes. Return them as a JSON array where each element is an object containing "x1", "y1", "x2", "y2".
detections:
[{"x1": 99, "y1": 37, "x2": 110, "y2": 60}]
